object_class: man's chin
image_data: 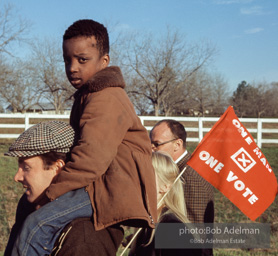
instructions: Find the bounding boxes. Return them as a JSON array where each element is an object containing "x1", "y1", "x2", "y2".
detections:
[
  {"x1": 25, "y1": 190, "x2": 37, "y2": 203},
  {"x1": 31, "y1": 189, "x2": 50, "y2": 208},
  {"x1": 26, "y1": 195, "x2": 35, "y2": 203}
]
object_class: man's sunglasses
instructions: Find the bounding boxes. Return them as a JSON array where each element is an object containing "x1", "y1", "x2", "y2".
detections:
[{"x1": 151, "y1": 138, "x2": 177, "y2": 148}]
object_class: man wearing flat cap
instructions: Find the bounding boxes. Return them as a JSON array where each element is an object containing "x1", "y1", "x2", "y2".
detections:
[{"x1": 4, "y1": 121, "x2": 123, "y2": 256}]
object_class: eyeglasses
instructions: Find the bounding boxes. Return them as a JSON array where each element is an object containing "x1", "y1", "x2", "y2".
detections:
[{"x1": 151, "y1": 138, "x2": 177, "y2": 148}]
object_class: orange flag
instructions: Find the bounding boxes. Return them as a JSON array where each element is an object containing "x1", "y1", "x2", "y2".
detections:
[{"x1": 187, "y1": 106, "x2": 277, "y2": 221}]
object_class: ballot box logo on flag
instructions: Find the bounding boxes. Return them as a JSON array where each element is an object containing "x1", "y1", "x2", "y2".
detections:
[
  {"x1": 231, "y1": 147, "x2": 256, "y2": 173},
  {"x1": 187, "y1": 106, "x2": 278, "y2": 221}
]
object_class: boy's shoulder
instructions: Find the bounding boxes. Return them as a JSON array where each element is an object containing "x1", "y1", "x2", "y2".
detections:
[
  {"x1": 86, "y1": 66, "x2": 125, "y2": 93},
  {"x1": 74, "y1": 66, "x2": 125, "y2": 99},
  {"x1": 82, "y1": 85, "x2": 130, "y2": 106}
]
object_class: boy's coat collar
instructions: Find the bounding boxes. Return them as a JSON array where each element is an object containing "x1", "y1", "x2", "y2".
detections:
[{"x1": 74, "y1": 66, "x2": 125, "y2": 98}]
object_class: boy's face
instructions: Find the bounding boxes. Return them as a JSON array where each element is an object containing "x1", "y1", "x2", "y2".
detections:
[{"x1": 63, "y1": 36, "x2": 109, "y2": 89}]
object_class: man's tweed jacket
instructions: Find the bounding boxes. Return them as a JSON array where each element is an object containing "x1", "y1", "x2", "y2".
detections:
[{"x1": 177, "y1": 152, "x2": 214, "y2": 223}]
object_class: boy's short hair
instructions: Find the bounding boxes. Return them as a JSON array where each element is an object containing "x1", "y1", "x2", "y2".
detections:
[{"x1": 63, "y1": 19, "x2": 109, "y2": 57}]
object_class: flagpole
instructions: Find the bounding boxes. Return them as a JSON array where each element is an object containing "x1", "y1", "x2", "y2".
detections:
[{"x1": 120, "y1": 166, "x2": 187, "y2": 256}]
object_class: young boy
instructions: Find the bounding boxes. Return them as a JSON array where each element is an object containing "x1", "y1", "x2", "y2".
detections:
[{"x1": 11, "y1": 19, "x2": 157, "y2": 256}]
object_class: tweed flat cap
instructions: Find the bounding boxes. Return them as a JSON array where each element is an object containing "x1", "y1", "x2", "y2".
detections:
[{"x1": 5, "y1": 120, "x2": 75, "y2": 157}]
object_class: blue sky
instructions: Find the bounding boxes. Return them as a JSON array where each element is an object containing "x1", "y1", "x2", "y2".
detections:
[{"x1": 2, "y1": 0, "x2": 278, "y2": 92}]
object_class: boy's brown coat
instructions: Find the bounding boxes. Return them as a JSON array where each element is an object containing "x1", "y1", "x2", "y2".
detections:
[{"x1": 46, "y1": 66, "x2": 157, "y2": 230}]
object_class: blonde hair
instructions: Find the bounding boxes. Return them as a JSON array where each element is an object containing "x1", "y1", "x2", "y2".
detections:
[
  {"x1": 131, "y1": 151, "x2": 190, "y2": 249},
  {"x1": 152, "y1": 151, "x2": 189, "y2": 223}
]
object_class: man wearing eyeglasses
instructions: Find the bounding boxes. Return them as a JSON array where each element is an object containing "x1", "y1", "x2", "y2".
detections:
[{"x1": 150, "y1": 119, "x2": 214, "y2": 224}]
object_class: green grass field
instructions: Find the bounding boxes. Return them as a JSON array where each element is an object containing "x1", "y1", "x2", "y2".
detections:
[{"x1": 0, "y1": 143, "x2": 277, "y2": 256}]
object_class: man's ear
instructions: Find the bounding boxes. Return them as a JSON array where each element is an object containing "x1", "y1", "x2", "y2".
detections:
[
  {"x1": 53, "y1": 159, "x2": 65, "y2": 175},
  {"x1": 174, "y1": 138, "x2": 183, "y2": 151}
]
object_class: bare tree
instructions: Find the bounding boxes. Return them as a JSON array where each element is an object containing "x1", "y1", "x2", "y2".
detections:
[
  {"x1": 0, "y1": 3, "x2": 30, "y2": 56},
  {"x1": 208, "y1": 73, "x2": 230, "y2": 115},
  {"x1": 118, "y1": 28, "x2": 217, "y2": 116},
  {"x1": 0, "y1": 3, "x2": 31, "y2": 112},
  {"x1": 188, "y1": 71, "x2": 214, "y2": 116},
  {"x1": 0, "y1": 60, "x2": 42, "y2": 112},
  {"x1": 250, "y1": 81, "x2": 278, "y2": 118},
  {"x1": 30, "y1": 38, "x2": 75, "y2": 113},
  {"x1": 248, "y1": 83, "x2": 267, "y2": 118},
  {"x1": 265, "y1": 82, "x2": 278, "y2": 117},
  {"x1": 0, "y1": 37, "x2": 74, "y2": 113}
]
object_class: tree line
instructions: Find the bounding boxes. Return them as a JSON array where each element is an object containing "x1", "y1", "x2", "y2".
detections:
[{"x1": 0, "y1": 4, "x2": 277, "y2": 117}]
